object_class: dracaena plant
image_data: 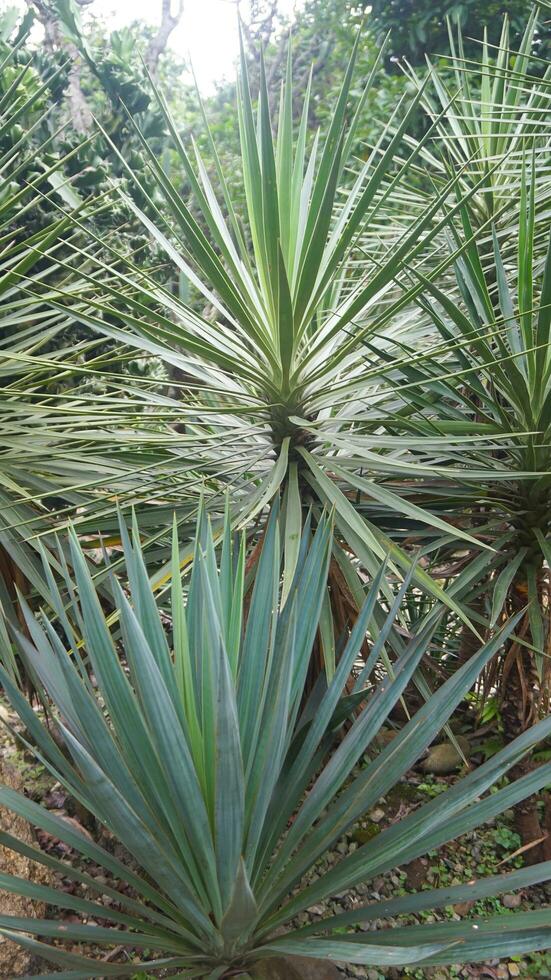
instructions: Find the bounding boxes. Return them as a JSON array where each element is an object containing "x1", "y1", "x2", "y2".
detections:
[
  {"x1": 352, "y1": 158, "x2": 551, "y2": 855},
  {"x1": 0, "y1": 22, "x2": 205, "y2": 664},
  {"x1": 30, "y1": 25, "x2": 508, "y2": 644},
  {"x1": 402, "y1": 9, "x2": 551, "y2": 235},
  {"x1": 2, "y1": 510, "x2": 551, "y2": 977},
  {"x1": 0, "y1": 27, "x2": 107, "y2": 639},
  {"x1": 346, "y1": 9, "x2": 551, "y2": 715},
  {"x1": 365, "y1": 168, "x2": 551, "y2": 701},
  {"x1": 360, "y1": 9, "x2": 551, "y2": 327}
]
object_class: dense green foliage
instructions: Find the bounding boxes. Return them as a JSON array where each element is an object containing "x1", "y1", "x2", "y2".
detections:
[
  {"x1": 369, "y1": 0, "x2": 551, "y2": 64},
  {"x1": 2, "y1": 510, "x2": 551, "y2": 975},
  {"x1": 1, "y1": 1, "x2": 551, "y2": 975}
]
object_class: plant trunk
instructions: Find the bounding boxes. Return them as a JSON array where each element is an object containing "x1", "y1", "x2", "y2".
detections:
[
  {"x1": 501, "y1": 572, "x2": 549, "y2": 863},
  {"x1": 543, "y1": 790, "x2": 551, "y2": 862}
]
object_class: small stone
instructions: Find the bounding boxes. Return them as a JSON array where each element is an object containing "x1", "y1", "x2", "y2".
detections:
[
  {"x1": 352, "y1": 822, "x2": 380, "y2": 845},
  {"x1": 405, "y1": 856, "x2": 427, "y2": 889},
  {"x1": 453, "y1": 900, "x2": 474, "y2": 916},
  {"x1": 370, "y1": 807, "x2": 385, "y2": 823},
  {"x1": 420, "y1": 737, "x2": 471, "y2": 774},
  {"x1": 508, "y1": 965, "x2": 521, "y2": 977},
  {"x1": 502, "y1": 893, "x2": 522, "y2": 909},
  {"x1": 496, "y1": 967, "x2": 509, "y2": 979}
]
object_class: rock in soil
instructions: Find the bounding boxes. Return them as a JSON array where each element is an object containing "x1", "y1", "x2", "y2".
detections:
[
  {"x1": 420, "y1": 736, "x2": 471, "y2": 774},
  {"x1": 0, "y1": 755, "x2": 52, "y2": 977}
]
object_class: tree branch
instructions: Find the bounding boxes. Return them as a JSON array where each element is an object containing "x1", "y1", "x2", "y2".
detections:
[
  {"x1": 31, "y1": 0, "x2": 94, "y2": 131},
  {"x1": 145, "y1": 0, "x2": 184, "y2": 79}
]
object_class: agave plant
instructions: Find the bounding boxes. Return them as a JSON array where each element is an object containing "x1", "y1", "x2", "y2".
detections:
[{"x1": 2, "y1": 510, "x2": 551, "y2": 977}]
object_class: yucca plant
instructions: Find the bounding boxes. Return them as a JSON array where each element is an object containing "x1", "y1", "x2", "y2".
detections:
[
  {"x1": 2, "y1": 510, "x2": 551, "y2": 977},
  {"x1": 12, "y1": 12, "x2": 549, "y2": 644},
  {"x1": 325, "y1": 9, "x2": 551, "y2": 858}
]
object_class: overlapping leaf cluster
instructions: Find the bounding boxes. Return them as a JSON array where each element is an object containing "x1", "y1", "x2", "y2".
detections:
[{"x1": 1, "y1": 511, "x2": 551, "y2": 976}]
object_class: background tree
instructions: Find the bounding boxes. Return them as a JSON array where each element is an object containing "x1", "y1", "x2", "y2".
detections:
[{"x1": 369, "y1": 0, "x2": 551, "y2": 66}]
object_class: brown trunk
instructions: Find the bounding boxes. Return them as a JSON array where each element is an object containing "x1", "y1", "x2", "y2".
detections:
[
  {"x1": 32, "y1": 0, "x2": 94, "y2": 130},
  {"x1": 0, "y1": 545, "x2": 27, "y2": 626},
  {"x1": 543, "y1": 790, "x2": 551, "y2": 863},
  {"x1": 306, "y1": 557, "x2": 366, "y2": 697},
  {"x1": 501, "y1": 574, "x2": 548, "y2": 861},
  {"x1": 512, "y1": 757, "x2": 545, "y2": 865}
]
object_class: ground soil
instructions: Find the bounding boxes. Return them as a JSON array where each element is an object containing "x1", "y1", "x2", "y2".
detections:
[{"x1": 0, "y1": 751, "x2": 53, "y2": 978}]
